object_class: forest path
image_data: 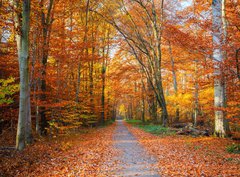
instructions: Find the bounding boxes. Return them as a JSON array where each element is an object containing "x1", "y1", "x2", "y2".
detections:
[{"x1": 112, "y1": 120, "x2": 159, "y2": 177}]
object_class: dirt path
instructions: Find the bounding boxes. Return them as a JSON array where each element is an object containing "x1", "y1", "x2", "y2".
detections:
[{"x1": 112, "y1": 120, "x2": 159, "y2": 177}]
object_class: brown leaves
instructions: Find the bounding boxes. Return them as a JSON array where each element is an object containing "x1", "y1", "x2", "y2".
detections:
[
  {"x1": 0, "y1": 125, "x2": 116, "y2": 177},
  {"x1": 127, "y1": 124, "x2": 240, "y2": 176}
]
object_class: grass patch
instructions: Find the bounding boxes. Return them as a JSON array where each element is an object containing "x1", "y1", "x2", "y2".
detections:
[
  {"x1": 125, "y1": 119, "x2": 143, "y2": 125},
  {"x1": 138, "y1": 124, "x2": 169, "y2": 135},
  {"x1": 126, "y1": 119, "x2": 175, "y2": 136},
  {"x1": 226, "y1": 143, "x2": 240, "y2": 154},
  {"x1": 226, "y1": 158, "x2": 233, "y2": 162}
]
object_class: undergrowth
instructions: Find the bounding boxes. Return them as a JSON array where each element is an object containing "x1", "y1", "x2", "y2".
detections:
[
  {"x1": 100, "y1": 119, "x2": 115, "y2": 127},
  {"x1": 226, "y1": 143, "x2": 240, "y2": 154},
  {"x1": 126, "y1": 119, "x2": 175, "y2": 136}
]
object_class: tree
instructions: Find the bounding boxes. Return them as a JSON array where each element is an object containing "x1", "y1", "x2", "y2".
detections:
[
  {"x1": 13, "y1": 0, "x2": 32, "y2": 150},
  {"x1": 212, "y1": 0, "x2": 228, "y2": 137},
  {"x1": 39, "y1": 0, "x2": 55, "y2": 135},
  {"x1": 94, "y1": 0, "x2": 169, "y2": 126}
]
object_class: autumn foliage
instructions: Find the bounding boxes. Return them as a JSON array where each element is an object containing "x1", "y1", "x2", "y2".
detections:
[{"x1": 0, "y1": 0, "x2": 239, "y2": 175}]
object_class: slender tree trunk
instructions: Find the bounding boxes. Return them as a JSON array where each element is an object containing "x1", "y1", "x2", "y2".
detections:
[
  {"x1": 40, "y1": 46, "x2": 48, "y2": 135},
  {"x1": 236, "y1": 48, "x2": 240, "y2": 80},
  {"x1": 193, "y1": 60, "x2": 199, "y2": 127},
  {"x1": 153, "y1": 0, "x2": 168, "y2": 126},
  {"x1": 100, "y1": 45, "x2": 106, "y2": 124},
  {"x1": 76, "y1": 0, "x2": 90, "y2": 103},
  {"x1": 141, "y1": 78, "x2": 145, "y2": 123},
  {"x1": 193, "y1": 0, "x2": 199, "y2": 127},
  {"x1": 89, "y1": 47, "x2": 94, "y2": 113},
  {"x1": 168, "y1": 40, "x2": 179, "y2": 122},
  {"x1": 39, "y1": 0, "x2": 54, "y2": 135},
  {"x1": 76, "y1": 63, "x2": 81, "y2": 102},
  {"x1": 148, "y1": 79, "x2": 158, "y2": 123},
  {"x1": 25, "y1": 85, "x2": 32, "y2": 143},
  {"x1": 35, "y1": 66, "x2": 41, "y2": 133},
  {"x1": 212, "y1": 0, "x2": 228, "y2": 137},
  {"x1": 31, "y1": 14, "x2": 41, "y2": 135},
  {"x1": 14, "y1": 0, "x2": 32, "y2": 150},
  {"x1": 100, "y1": 26, "x2": 111, "y2": 124},
  {"x1": 101, "y1": 65, "x2": 106, "y2": 124}
]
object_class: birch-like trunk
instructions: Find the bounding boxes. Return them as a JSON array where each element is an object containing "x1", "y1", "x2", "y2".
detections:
[{"x1": 212, "y1": 0, "x2": 227, "y2": 137}]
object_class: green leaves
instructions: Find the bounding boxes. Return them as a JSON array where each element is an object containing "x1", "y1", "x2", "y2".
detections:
[{"x1": 0, "y1": 77, "x2": 19, "y2": 105}]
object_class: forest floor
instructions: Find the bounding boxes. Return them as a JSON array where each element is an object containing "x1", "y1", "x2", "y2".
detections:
[
  {"x1": 126, "y1": 122, "x2": 240, "y2": 176},
  {"x1": 0, "y1": 121, "x2": 240, "y2": 176},
  {"x1": 0, "y1": 125, "x2": 117, "y2": 176}
]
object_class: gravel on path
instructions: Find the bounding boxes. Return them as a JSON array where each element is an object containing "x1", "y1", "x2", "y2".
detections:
[{"x1": 112, "y1": 120, "x2": 160, "y2": 177}]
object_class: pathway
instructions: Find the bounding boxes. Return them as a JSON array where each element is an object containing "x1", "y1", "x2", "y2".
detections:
[{"x1": 112, "y1": 120, "x2": 159, "y2": 177}]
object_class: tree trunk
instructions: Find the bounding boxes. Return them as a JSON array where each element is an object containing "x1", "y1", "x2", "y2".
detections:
[
  {"x1": 25, "y1": 86, "x2": 32, "y2": 144},
  {"x1": 212, "y1": 0, "x2": 228, "y2": 137},
  {"x1": 15, "y1": 0, "x2": 32, "y2": 151},
  {"x1": 39, "y1": 0, "x2": 54, "y2": 135},
  {"x1": 89, "y1": 48, "x2": 94, "y2": 112},
  {"x1": 193, "y1": 61, "x2": 199, "y2": 127},
  {"x1": 193, "y1": 1, "x2": 199, "y2": 127},
  {"x1": 168, "y1": 40, "x2": 179, "y2": 122},
  {"x1": 76, "y1": 63, "x2": 81, "y2": 102},
  {"x1": 153, "y1": 0, "x2": 168, "y2": 126},
  {"x1": 101, "y1": 65, "x2": 106, "y2": 124},
  {"x1": 141, "y1": 81, "x2": 145, "y2": 123},
  {"x1": 101, "y1": 43, "x2": 106, "y2": 125}
]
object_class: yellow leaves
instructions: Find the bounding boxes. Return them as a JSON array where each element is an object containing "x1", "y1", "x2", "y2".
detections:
[
  {"x1": 47, "y1": 56, "x2": 56, "y2": 64},
  {"x1": 165, "y1": 86, "x2": 215, "y2": 120},
  {"x1": 60, "y1": 142, "x2": 73, "y2": 151},
  {"x1": 119, "y1": 104, "x2": 126, "y2": 115},
  {"x1": 199, "y1": 87, "x2": 214, "y2": 113},
  {"x1": 166, "y1": 93, "x2": 193, "y2": 116},
  {"x1": 0, "y1": 77, "x2": 19, "y2": 105}
]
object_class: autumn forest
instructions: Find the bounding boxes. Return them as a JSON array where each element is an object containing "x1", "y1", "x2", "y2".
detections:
[{"x1": 0, "y1": 0, "x2": 240, "y2": 176}]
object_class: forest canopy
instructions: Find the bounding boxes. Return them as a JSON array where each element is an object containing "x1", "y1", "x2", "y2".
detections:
[{"x1": 0, "y1": 0, "x2": 239, "y2": 150}]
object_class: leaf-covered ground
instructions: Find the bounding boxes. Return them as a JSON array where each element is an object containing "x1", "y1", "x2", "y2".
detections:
[
  {"x1": 110, "y1": 120, "x2": 159, "y2": 176},
  {"x1": 0, "y1": 125, "x2": 117, "y2": 177},
  {"x1": 1, "y1": 122, "x2": 240, "y2": 176},
  {"x1": 126, "y1": 123, "x2": 240, "y2": 176}
]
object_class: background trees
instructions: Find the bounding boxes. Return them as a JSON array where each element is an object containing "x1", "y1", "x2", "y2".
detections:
[{"x1": 0, "y1": 0, "x2": 239, "y2": 150}]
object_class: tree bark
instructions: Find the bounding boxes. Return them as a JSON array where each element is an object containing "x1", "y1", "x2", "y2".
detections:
[
  {"x1": 39, "y1": 0, "x2": 55, "y2": 135},
  {"x1": 14, "y1": 0, "x2": 32, "y2": 150},
  {"x1": 168, "y1": 40, "x2": 179, "y2": 122},
  {"x1": 212, "y1": 0, "x2": 228, "y2": 137},
  {"x1": 193, "y1": 60, "x2": 199, "y2": 127},
  {"x1": 141, "y1": 73, "x2": 145, "y2": 123}
]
